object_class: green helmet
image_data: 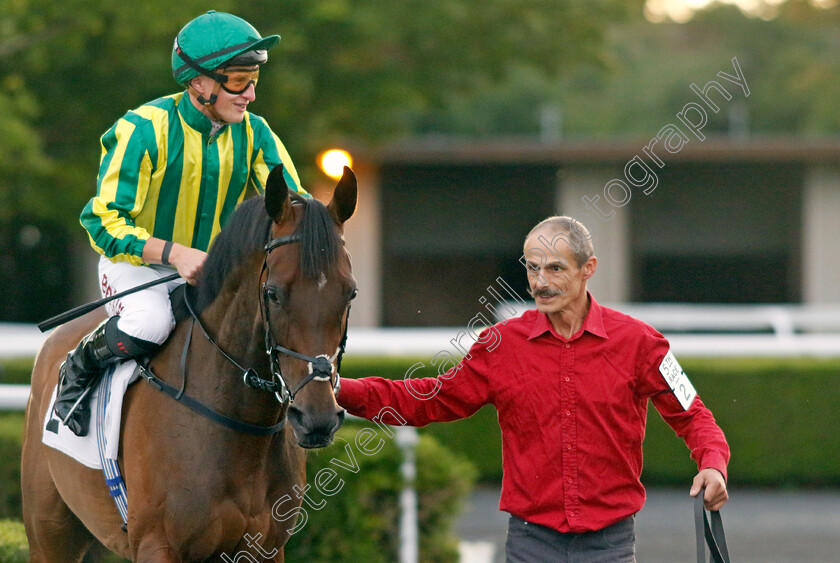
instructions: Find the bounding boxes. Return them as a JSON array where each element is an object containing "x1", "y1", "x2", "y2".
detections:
[{"x1": 172, "y1": 11, "x2": 280, "y2": 85}]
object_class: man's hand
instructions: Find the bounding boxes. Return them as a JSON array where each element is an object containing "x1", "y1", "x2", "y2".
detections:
[
  {"x1": 169, "y1": 244, "x2": 207, "y2": 285},
  {"x1": 690, "y1": 468, "x2": 729, "y2": 511}
]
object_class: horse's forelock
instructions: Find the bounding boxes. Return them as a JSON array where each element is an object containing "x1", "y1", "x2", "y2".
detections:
[
  {"x1": 293, "y1": 196, "x2": 341, "y2": 279},
  {"x1": 188, "y1": 194, "x2": 342, "y2": 316}
]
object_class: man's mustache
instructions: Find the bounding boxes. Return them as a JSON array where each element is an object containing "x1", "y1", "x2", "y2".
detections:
[{"x1": 528, "y1": 287, "x2": 564, "y2": 299}]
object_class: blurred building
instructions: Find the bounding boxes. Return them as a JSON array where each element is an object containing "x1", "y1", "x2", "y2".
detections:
[{"x1": 339, "y1": 137, "x2": 840, "y2": 327}]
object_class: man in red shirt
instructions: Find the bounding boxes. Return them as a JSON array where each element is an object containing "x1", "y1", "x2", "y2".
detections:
[{"x1": 338, "y1": 216, "x2": 729, "y2": 562}]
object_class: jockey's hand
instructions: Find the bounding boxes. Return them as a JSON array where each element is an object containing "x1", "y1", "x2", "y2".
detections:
[
  {"x1": 169, "y1": 244, "x2": 207, "y2": 285},
  {"x1": 690, "y1": 468, "x2": 729, "y2": 511}
]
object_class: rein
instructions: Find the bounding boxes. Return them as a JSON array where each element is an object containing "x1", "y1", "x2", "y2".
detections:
[{"x1": 137, "y1": 229, "x2": 350, "y2": 436}]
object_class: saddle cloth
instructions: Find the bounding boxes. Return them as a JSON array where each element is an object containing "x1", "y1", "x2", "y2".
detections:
[{"x1": 42, "y1": 361, "x2": 137, "y2": 469}]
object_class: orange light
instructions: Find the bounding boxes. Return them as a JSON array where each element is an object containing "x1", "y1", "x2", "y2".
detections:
[{"x1": 318, "y1": 149, "x2": 353, "y2": 180}]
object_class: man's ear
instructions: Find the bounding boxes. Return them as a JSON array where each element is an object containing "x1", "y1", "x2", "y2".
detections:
[{"x1": 582, "y1": 256, "x2": 597, "y2": 281}]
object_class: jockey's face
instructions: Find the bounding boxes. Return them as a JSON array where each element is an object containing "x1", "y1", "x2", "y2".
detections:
[{"x1": 189, "y1": 73, "x2": 256, "y2": 124}]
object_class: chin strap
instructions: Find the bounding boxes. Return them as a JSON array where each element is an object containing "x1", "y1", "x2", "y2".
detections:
[{"x1": 188, "y1": 82, "x2": 227, "y2": 125}]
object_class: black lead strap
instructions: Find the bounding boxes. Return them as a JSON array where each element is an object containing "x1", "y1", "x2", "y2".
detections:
[
  {"x1": 183, "y1": 286, "x2": 254, "y2": 380},
  {"x1": 695, "y1": 487, "x2": 731, "y2": 563},
  {"x1": 182, "y1": 284, "x2": 282, "y2": 396}
]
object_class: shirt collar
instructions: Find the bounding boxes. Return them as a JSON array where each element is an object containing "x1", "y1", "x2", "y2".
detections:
[
  {"x1": 527, "y1": 292, "x2": 609, "y2": 341},
  {"x1": 177, "y1": 91, "x2": 228, "y2": 136}
]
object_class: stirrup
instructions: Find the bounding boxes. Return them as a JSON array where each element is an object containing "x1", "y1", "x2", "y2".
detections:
[{"x1": 57, "y1": 384, "x2": 95, "y2": 425}]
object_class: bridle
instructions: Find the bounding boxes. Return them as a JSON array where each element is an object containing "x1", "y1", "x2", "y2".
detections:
[
  {"x1": 257, "y1": 231, "x2": 348, "y2": 406},
  {"x1": 137, "y1": 223, "x2": 350, "y2": 436}
]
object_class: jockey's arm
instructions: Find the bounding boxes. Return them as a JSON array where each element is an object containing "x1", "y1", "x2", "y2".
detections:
[{"x1": 142, "y1": 237, "x2": 207, "y2": 286}]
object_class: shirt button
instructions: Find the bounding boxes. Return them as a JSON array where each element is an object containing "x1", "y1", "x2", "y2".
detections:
[
  {"x1": 566, "y1": 444, "x2": 572, "y2": 450},
  {"x1": 565, "y1": 343, "x2": 571, "y2": 348},
  {"x1": 565, "y1": 410, "x2": 571, "y2": 416},
  {"x1": 569, "y1": 512, "x2": 575, "y2": 518},
  {"x1": 564, "y1": 377, "x2": 570, "y2": 382}
]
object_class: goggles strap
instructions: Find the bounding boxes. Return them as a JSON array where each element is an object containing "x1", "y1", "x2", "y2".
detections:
[{"x1": 175, "y1": 39, "x2": 229, "y2": 84}]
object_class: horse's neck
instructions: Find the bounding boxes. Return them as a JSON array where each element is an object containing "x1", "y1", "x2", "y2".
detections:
[
  {"x1": 154, "y1": 273, "x2": 278, "y2": 421},
  {"x1": 200, "y1": 280, "x2": 267, "y2": 372}
]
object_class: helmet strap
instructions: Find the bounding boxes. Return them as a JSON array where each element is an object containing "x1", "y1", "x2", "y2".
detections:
[{"x1": 188, "y1": 82, "x2": 227, "y2": 125}]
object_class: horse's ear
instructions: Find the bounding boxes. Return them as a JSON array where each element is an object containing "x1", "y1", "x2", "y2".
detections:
[
  {"x1": 327, "y1": 166, "x2": 357, "y2": 225},
  {"x1": 265, "y1": 165, "x2": 292, "y2": 223}
]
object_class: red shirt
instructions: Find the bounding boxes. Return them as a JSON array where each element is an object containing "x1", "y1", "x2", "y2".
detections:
[{"x1": 338, "y1": 295, "x2": 730, "y2": 533}]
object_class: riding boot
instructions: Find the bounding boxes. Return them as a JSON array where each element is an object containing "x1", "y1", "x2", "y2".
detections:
[
  {"x1": 53, "y1": 320, "x2": 119, "y2": 436},
  {"x1": 53, "y1": 316, "x2": 160, "y2": 436}
]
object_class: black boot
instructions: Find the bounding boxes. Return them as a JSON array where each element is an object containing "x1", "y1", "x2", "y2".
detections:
[{"x1": 54, "y1": 318, "x2": 123, "y2": 436}]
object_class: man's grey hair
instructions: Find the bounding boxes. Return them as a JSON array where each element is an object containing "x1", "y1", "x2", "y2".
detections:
[{"x1": 526, "y1": 216, "x2": 594, "y2": 268}]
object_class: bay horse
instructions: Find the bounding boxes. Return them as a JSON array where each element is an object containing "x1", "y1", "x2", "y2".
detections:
[{"x1": 21, "y1": 165, "x2": 357, "y2": 561}]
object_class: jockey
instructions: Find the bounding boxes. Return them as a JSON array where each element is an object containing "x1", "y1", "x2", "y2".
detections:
[{"x1": 54, "y1": 11, "x2": 307, "y2": 436}]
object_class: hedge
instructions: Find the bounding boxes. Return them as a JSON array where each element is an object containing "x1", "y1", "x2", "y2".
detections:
[
  {"x1": 334, "y1": 356, "x2": 840, "y2": 487},
  {"x1": 286, "y1": 423, "x2": 475, "y2": 562},
  {"x1": 0, "y1": 418, "x2": 21, "y2": 521},
  {"x1": 0, "y1": 520, "x2": 27, "y2": 562},
  {"x1": 5, "y1": 356, "x2": 840, "y2": 488},
  {"x1": 0, "y1": 360, "x2": 31, "y2": 386}
]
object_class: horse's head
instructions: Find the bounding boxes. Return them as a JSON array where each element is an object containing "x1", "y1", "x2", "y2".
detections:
[{"x1": 262, "y1": 165, "x2": 357, "y2": 449}]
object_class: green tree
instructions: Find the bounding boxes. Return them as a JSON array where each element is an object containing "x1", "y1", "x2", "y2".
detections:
[
  {"x1": 417, "y1": 1, "x2": 840, "y2": 140},
  {"x1": 0, "y1": 0, "x2": 221, "y2": 226}
]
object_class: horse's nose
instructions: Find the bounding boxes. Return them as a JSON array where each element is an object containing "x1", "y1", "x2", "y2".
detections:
[{"x1": 287, "y1": 405, "x2": 345, "y2": 449}]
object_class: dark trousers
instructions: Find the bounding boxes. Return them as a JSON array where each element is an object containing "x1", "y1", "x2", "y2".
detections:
[{"x1": 505, "y1": 514, "x2": 636, "y2": 562}]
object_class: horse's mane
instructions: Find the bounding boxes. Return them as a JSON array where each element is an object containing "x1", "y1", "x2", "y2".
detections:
[{"x1": 188, "y1": 192, "x2": 342, "y2": 315}]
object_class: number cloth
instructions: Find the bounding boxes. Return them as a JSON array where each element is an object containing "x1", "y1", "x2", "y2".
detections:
[
  {"x1": 338, "y1": 294, "x2": 729, "y2": 534},
  {"x1": 81, "y1": 91, "x2": 305, "y2": 264}
]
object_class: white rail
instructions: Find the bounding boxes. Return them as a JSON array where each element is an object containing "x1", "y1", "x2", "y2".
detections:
[
  {"x1": 4, "y1": 310, "x2": 840, "y2": 363},
  {"x1": 0, "y1": 385, "x2": 30, "y2": 410},
  {"x1": 0, "y1": 323, "x2": 48, "y2": 359}
]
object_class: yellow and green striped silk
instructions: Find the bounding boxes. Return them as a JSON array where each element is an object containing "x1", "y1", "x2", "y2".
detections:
[{"x1": 81, "y1": 92, "x2": 305, "y2": 265}]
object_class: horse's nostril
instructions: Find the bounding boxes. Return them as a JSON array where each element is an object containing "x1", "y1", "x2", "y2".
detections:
[
  {"x1": 287, "y1": 405, "x2": 344, "y2": 448},
  {"x1": 331, "y1": 408, "x2": 346, "y2": 434},
  {"x1": 287, "y1": 405, "x2": 313, "y2": 433}
]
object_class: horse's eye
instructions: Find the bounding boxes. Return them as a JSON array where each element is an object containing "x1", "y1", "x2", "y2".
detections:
[
  {"x1": 350, "y1": 288, "x2": 358, "y2": 301},
  {"x1": 265, "y1": 286, "x2": 280, "y2": 304}
]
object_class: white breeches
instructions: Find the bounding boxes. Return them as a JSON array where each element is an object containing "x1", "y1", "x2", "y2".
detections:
[{"x1": 98, "y1": 256, "x2": 186, "y2": 345}]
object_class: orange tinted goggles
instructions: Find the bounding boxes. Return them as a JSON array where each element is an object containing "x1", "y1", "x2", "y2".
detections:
[{"x1": 220, "y1": 67, "x2": 260, "y2": 94}]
